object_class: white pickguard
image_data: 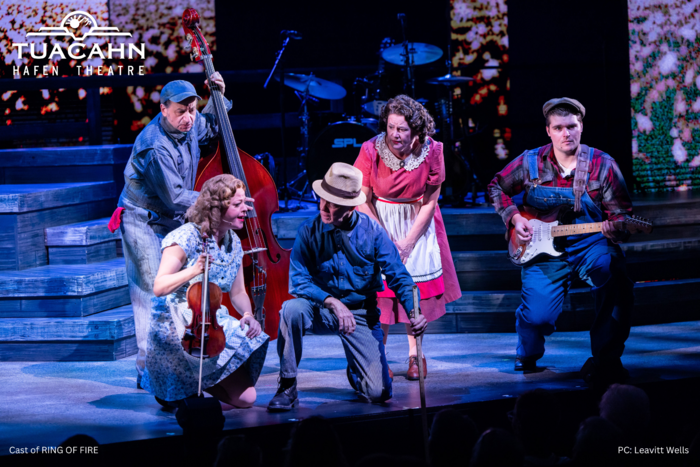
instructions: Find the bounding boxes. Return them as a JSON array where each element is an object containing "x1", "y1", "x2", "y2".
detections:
[{"x1": 517, "y1": 219, "x2": 562, "y2": 264}]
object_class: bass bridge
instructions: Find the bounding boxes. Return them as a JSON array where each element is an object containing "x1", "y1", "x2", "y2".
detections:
[{"x1": 249, "y1": 257, "x2": 267, "y2": 332}]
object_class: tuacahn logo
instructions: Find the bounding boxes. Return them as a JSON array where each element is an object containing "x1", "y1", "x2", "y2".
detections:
[{"x1": 11, "y1": 10, "x2": 146, "y2": 77}]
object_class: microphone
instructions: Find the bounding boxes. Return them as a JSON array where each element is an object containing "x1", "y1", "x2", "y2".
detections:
[
  {"x1": 397, "y1": 13, "x2": 406, "y2": 23},
  {"x1": 281, "y1": 30, "x2": 302, "y2": 40}
]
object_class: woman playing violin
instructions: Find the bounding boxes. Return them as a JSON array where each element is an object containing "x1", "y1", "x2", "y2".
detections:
[{"x1": 141, "y1": 174, "x2": 269, "y2": 408}]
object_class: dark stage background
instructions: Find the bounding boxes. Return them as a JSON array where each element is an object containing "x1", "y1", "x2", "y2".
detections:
[{"x1": 507, "y1": 0, "x2": 633, "y2": 184}]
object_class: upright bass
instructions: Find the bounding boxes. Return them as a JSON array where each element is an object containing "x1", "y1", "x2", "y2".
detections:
[{"x1": 182, "y1": 9, "x2": 291, "y2": 339}]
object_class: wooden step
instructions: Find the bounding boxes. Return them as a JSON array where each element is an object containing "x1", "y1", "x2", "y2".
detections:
[
  {"x1": 0, "y1": 258, "x2": 128, "y2": 318},
  {"x1": 450, "y1": 236, "x2": 700, "y2": 291},
  {"x1": 270, "y1": 193, "x2": 700, "y2": 241},
  {"x1": 0, "y1": 182, "x2": 116, "y2": 270},
  {"x1": 0, "y1": 305, "x2": 136, "y2": 361},
  {"x1": 0, "y1": 145, "x2": 131, "y2": 167},
  {"x1": 0, "y1": 145, "x2": 131, "y2": 185},
  {"x1": 392, "y1": 278, "x2": 700, "y2": 335},
  {"x1": 45, "y1": 217, "x2": 121, "y2": 265}
]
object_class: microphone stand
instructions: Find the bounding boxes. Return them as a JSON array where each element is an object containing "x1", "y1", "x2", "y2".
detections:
[
  {"x1": 264, "y1": 35, "x2": 293, "y2": 212},
  {"x1": 398, "y1": 14, "x2": 415, "y2": 98}
]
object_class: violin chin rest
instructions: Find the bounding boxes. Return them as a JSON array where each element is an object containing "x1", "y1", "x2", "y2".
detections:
[{"x1": 176, "y1": 396, "x2": 224, "y2": 435}]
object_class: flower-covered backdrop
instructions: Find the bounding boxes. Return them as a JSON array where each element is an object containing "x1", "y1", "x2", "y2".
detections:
[
  {"x1": 450, "y1": 0, "x2": 510, "y2": 165},
  {"x1": 630, "y1": 0, "x2": 700, "y2": 192}
]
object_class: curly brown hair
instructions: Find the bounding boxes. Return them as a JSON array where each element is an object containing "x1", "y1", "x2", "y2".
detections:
[
  {"x1": 379, "y1": 94, "x2": 436, "y2": 144},
  {"x1": 186, "y1": 174, "x2": 246, "y2": 238}
]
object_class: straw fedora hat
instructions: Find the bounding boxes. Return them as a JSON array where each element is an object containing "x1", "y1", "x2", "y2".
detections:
[{"x1": 312, "y1": 163, "x2": 367, "y2": 207}]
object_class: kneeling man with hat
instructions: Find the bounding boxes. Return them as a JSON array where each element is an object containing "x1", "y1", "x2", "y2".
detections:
[{"x1": 268, "y1": 163, "x2": 427, "y2": 411}]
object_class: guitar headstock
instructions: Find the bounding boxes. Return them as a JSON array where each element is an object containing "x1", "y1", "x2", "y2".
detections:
[
  {"x1": 614, "y1": 215, "x2": 654, "y2": 234},
  {"x1": 182, "y1": 8, "x2": 210, "y2": 62}
]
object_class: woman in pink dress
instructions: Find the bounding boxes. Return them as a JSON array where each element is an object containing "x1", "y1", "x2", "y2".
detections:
[{"x1": 354, "y1": 95, "x2": 461, "y2": 380}]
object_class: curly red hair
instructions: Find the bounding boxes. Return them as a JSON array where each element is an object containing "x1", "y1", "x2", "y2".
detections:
[{"x1": 186, "y1": 174, "x2": 246, "y2": 238}]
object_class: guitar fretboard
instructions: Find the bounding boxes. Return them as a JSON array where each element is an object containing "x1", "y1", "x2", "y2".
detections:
[{"x1": 550, "y1": 223, "x2": 603, "y2": 237}]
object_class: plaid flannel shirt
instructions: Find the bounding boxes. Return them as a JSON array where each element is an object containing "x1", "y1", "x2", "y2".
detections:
[{"x1": 487, "y1": 143, "x2": 633, "y2": 227}]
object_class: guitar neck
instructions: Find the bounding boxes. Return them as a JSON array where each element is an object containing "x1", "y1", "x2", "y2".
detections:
[{"x1": 550, "y1": 222, "x2": 603, "y2": 237}]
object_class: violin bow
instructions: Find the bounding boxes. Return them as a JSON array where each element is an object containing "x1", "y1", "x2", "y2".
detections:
[{"x1": 197, "y1": 236, "x2": 211, "y2": 397}]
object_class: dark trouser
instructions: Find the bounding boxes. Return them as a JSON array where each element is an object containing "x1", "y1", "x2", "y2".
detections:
[
  {"x1": 277, "y1": 298, "x2": 392, "y2": 403},
  {"x1": 516, "y1": 239, "x2": 634, "y2": 367}
]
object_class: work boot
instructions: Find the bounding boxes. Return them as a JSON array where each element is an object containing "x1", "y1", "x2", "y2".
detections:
[{"x1": 267, "y1": 377, "x2": 298, "y2": 412}]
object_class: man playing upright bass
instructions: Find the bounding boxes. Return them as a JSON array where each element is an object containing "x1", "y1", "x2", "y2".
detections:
[
  {"x1": 487, "y1": 98, "x2": 635, "y2": 387},
  {"x1": 115, "y1": 75, "x2": 230, "y2": 387}
]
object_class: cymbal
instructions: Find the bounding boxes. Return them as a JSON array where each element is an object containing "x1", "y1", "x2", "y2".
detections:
[
  {"x1": 426, "y1": 74, "x2": 475, "y2": 85},
  {"x1": 275, "y1": 73, "x2": 347, "y2": 100},
  {"x1": 381, "y1": 43, "x2": 443, "y2": 66}
]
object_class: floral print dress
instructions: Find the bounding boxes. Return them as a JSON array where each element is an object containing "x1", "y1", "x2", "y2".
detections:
[{"x1": 141, "y1": 223, "x2": 269, "y2": 401}]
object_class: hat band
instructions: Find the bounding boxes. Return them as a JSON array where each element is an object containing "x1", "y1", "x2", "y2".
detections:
[{"x1": 321, "y1": 178, "x2": 361, "y2": 200}]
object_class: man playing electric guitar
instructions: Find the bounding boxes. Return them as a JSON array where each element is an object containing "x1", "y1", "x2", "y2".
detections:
[{"x1": 487, "y1": 97, "x2": 634, "y2": 387}]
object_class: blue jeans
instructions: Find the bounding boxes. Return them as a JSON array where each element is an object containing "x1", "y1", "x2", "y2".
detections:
[
  {"x1": 277, "y1": 298, "x2": 392, "y2": 403},
  {"x1": 516, "y1": 238, "x2": 633, "y2": 366}
]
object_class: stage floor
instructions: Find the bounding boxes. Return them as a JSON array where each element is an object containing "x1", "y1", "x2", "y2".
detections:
[{"x1": 2, "y1": 321, "x2": 700, "y2": 456}]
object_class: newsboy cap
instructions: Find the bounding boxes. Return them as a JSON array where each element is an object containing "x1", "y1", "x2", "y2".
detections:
[{"x1": 542, "y1": 97, "x2": 586, "y2": 118}]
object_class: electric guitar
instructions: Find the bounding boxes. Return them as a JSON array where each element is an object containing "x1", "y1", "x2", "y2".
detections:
[{"x1": 507, "y1": 205, "x2": 653, "y2": 266}]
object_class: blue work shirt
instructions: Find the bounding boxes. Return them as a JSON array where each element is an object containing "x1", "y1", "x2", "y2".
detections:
[
  {"x1": 119, "y1": 98, "x2": 232, "y2": 230},
  {"x1": 289, "y1": 211, "x2": 419, "y2": 317}
]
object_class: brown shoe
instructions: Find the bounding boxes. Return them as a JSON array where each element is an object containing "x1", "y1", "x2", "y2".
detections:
[{"x1": 406, "y1": 355, "x2": 427, "y2": 381}]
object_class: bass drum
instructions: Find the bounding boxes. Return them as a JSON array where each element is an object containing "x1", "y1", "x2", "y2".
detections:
[{"x1": 308, "y1": 121, "x2": 377, "y2": 183}]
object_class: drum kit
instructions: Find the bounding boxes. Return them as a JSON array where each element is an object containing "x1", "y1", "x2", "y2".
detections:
[{"x1": 268, "y1": 20, "x2": 484, "y2": 209}]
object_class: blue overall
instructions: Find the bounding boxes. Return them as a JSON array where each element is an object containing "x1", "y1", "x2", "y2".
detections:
[{"x1": 516, "y1": 147, "x2": 633, "y2": 368}]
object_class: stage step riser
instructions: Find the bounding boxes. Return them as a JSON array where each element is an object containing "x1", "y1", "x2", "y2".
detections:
[
  {"x1": 0, "y1": 305, "x2": 136, "y2": 361},
  {"x1": 45, "y1": 217, "x2": 119, "y2": 246},
  {"x1": 0, "y1": 183, "x2": 117, "y2": 271},
  {"x1": 0, "y1": 182, "x2": 115, "y2": 213},
  {"x1": 0, "y1": 145, "x2": 131, "y2": 168},
  {"x1": 0, "y1": 258, "x2": 127, "y2": 298},
  {"x1": 1, "y1": 166, "x2": 117, "y2": 185},
  {"x1": 48, "y1": 243, "x2": 117, "y2": 265},
  {"x1": 0, "y1": 338, "x2": 136, "y2": 361},
  {"x1": 271, "y1": 206, "x2": 700, "y2": 241},
  {"x1": 0, "y1": 286, "x2": 130, "y2": 318},
  {"x1": 0, "y1": 306, "x2": 134, "y2": 341},
  {"x1": 452, "y1": 237, "x2": 700, "y2": 291},
  {"x1": 401, "y1": 279, "x2": 700, "y2": 334},
  {"x1": 45, "y1": 217, "x2": 122, "y2": 265}
]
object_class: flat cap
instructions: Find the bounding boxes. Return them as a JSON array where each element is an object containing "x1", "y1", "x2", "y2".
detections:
[
  {"x1": 161, "y1": 80, "x2": 202, "y2": 104},
  {"x1": 542, "y1": 97, "x2": 586, "y2": 118}
]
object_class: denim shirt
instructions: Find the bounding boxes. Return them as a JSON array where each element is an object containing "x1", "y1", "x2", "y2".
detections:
[
  {"x1": 118, "y1": 98, "x2": 233, "y2": 229},
  {"x1": 289, "y1": 211, "x2": 419, "y2": 317}
]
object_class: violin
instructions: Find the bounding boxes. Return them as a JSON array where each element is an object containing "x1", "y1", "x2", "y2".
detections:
[{"x1": 182, "y1": 237, "x2": 226, "y2": 372}]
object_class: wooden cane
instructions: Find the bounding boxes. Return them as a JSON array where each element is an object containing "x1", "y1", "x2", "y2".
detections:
[{"x1": 412, "y1": 285, "x2": 429, "y2": 462}]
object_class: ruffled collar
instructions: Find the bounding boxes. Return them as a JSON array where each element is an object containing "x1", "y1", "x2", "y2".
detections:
[{"x1": 375, "y1": 133, "x2": 430, "y2": 172}]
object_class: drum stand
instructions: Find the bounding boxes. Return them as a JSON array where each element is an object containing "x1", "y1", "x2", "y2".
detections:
[{"x1": 284, "y1": 80, "x2": 318, "y2": 211}]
